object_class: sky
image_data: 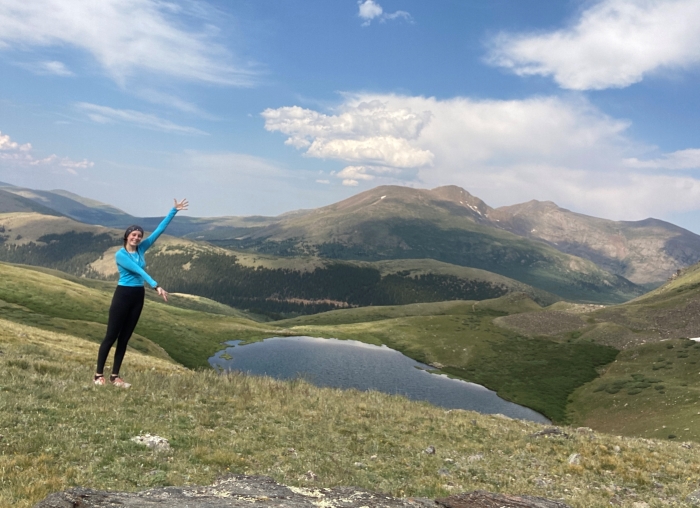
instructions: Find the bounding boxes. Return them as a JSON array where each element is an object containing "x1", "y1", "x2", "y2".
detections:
[{"x1": 1, "y1": 0, "x2": 700, "y2": 232}]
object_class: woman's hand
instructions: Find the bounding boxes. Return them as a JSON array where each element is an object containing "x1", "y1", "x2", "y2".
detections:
[
  {"x1": 156, "y1": 286, "x2": 169, "y2": 302},
  {"x1": 174, "y1": 198, "x2": 189, "y2": 211}
]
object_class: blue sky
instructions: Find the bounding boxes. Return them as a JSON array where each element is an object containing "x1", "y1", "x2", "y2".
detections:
[{"x1": 1, "y1": 0, "x2": 700, "y2": 232}]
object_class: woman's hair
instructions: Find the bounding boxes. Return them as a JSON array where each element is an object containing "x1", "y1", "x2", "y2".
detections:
[{"x1": 123, "y1": 225, "x2": 144, "y2": 247}]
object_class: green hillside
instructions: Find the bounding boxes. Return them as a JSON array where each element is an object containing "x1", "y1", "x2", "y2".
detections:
[
  {"x1": 488, "y1": 263, "x2": 700, "y2": 442},
  {"x1": 0, "y1": 262, "x2": 275, "y2": 368}
]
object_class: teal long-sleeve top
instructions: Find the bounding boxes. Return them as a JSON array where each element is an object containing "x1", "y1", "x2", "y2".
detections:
[{"x1": 115, "y1": 207, "x2": 178, "y2": 288}]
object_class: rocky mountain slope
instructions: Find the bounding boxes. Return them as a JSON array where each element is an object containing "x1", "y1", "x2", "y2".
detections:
[{"x1": 489, "y1": 199, "x2": 700, "y2": 285}]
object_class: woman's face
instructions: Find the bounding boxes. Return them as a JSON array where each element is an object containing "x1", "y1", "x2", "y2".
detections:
[{"x1": 126, "y1": 230, "x2": 143, "y2": 249}]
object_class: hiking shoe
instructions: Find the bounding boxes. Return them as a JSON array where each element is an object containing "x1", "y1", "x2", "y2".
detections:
[{"x1": 110, "y1": 376, "x2": 131, "y2": 389}]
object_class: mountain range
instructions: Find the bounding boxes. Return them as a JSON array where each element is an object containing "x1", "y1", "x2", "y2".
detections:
[{"x1": 2, "y1": 181, "x2": 699, "y2": 310}]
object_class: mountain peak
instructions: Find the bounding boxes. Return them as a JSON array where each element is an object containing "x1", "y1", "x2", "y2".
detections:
[{"x1": 429, "y1": 185, "x2": 493, "y2": 217}]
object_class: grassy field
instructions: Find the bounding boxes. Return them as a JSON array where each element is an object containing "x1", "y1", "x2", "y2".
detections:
[
  {"x1": 3, "y1": 318, "x2": 700, "y2": 508},
  {"x1": 567, "y1": 338, "x2": 700, "y2": 443}
]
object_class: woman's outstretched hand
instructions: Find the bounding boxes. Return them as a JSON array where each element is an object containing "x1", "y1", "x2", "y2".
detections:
[
  {"x1": 156, "y1": 286, "x2": 169, "y2": 302},
  {"x1": 174, "y1": 198, "x2": 189, "y2": 211}
]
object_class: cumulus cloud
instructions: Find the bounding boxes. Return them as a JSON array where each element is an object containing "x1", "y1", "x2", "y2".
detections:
[
  {"x1": 486, "y1": 0, "x2": 700, "y2": 90},
  {"x1": 358, "y1": 0, "x2": 412, "y2": 26},
  {"x1": 263, "y1": 93, "x2": 700, "y2": 220},
  {"x1": 76, "y1": 102, "x2": 207, "y2": 135},
  {"x1": 0, "y1": 131, "x2": 93, "y2": 175},
  {"x1": 0, "y1": 0, "x2": 255, "y2": 86},
  {"x1": 262, "y1": 100, "x2": 434, "y2": 176},
  {"x1": 0, "y1": 132, "x2": 32, "y2": 152}
]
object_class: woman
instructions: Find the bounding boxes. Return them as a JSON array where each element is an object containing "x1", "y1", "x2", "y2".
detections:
[{"x1": 94, "y1": 198, "x2": 188, "y2": 388}]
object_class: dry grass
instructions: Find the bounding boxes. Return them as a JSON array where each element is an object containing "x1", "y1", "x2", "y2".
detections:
[{"x1": 2, "y1": 319, "x2": 700, "y2": 507}]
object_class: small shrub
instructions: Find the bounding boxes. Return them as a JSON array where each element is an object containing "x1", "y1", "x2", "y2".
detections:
[
  {"x1": 627, "y1": 388, "x2": 642, "y2": 395},
  {"x1": 8, "y1": 359, "x2": 30, "y2": 370},
  {"x1": 33, "y1": 362, "x2": 63, "y2": 375}
]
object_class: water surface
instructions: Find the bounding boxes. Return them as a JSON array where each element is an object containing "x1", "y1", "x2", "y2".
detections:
[{"x1": 209, "y1": 336, "x2": 548, "y2": 423}]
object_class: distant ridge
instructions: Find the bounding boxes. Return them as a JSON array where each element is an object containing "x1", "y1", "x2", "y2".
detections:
[
  {"x1": 489, "y1": 199, "x2": 700, "y2": 284},
  {"x1": 2, "y1": 181, "x2": 699, "y2": 301},
  {"x1": 0, "y1": 188, "x2": 63, "y2": 216}
]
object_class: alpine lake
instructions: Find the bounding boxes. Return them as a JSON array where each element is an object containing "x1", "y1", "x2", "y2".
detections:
[{"x1": 209, "y1": 336, "x2": 548, "y2": 423}]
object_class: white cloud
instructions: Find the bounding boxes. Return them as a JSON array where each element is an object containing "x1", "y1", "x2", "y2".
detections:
[
  {"x1": 19, "y1": 60, "x2": 74, "y2": 76},
  {"x1": 263, "y1": 92, "x2": 700, "y2": 220},
  {"x1": 624, "y1": 149, "x2": 700, "y2": 170},
  {"x1": 358, "y1": 0, "x2": 383, "y2": 21},
  {"x1": 316, "y1": 179, "x2": 330, "y2": 184},
  {"x1": 76, "y1": 102, "x2": 207, "y2": 135},
  {"x1": 0, "y1": 130, "x2": 93, "y2": 174},
  {"x1": 0, "y1": 132, "x2": 31, "y2": 151},
  {"x1": 262, "y1": 100, "x2": 434, "y2": 171},
  {"x1": 337, "y1": 164, "x2": 402, "y2": 187},
  {"x1": 487, "y1": 0, "x2": 700, "y2": 90},
  {"x1": 358, "y1": 0, "x2": 412, "y2": 26},
  {"x1": 306, "y1": 137, "x2": 432, "y2": 168},
  {"x1": 41, "y1": 60, "x2": 73, "y2": 76},
  {"x1": 0, "y1": 0, "x2": 255, "y2": 86}
]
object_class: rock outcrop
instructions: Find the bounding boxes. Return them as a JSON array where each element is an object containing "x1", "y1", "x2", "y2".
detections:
[{"x1": 34, "y1": 474, "x2": 571, "y2": 508}]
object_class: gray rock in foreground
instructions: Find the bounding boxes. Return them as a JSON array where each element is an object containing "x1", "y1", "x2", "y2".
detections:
[{"x1": 34, "y1": 474, "x2": 571, "y2": 508}]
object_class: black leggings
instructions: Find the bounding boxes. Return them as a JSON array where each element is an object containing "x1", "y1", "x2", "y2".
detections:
[{"x1": 96, "y1": 285, "x2": 145, "y2": 375}]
